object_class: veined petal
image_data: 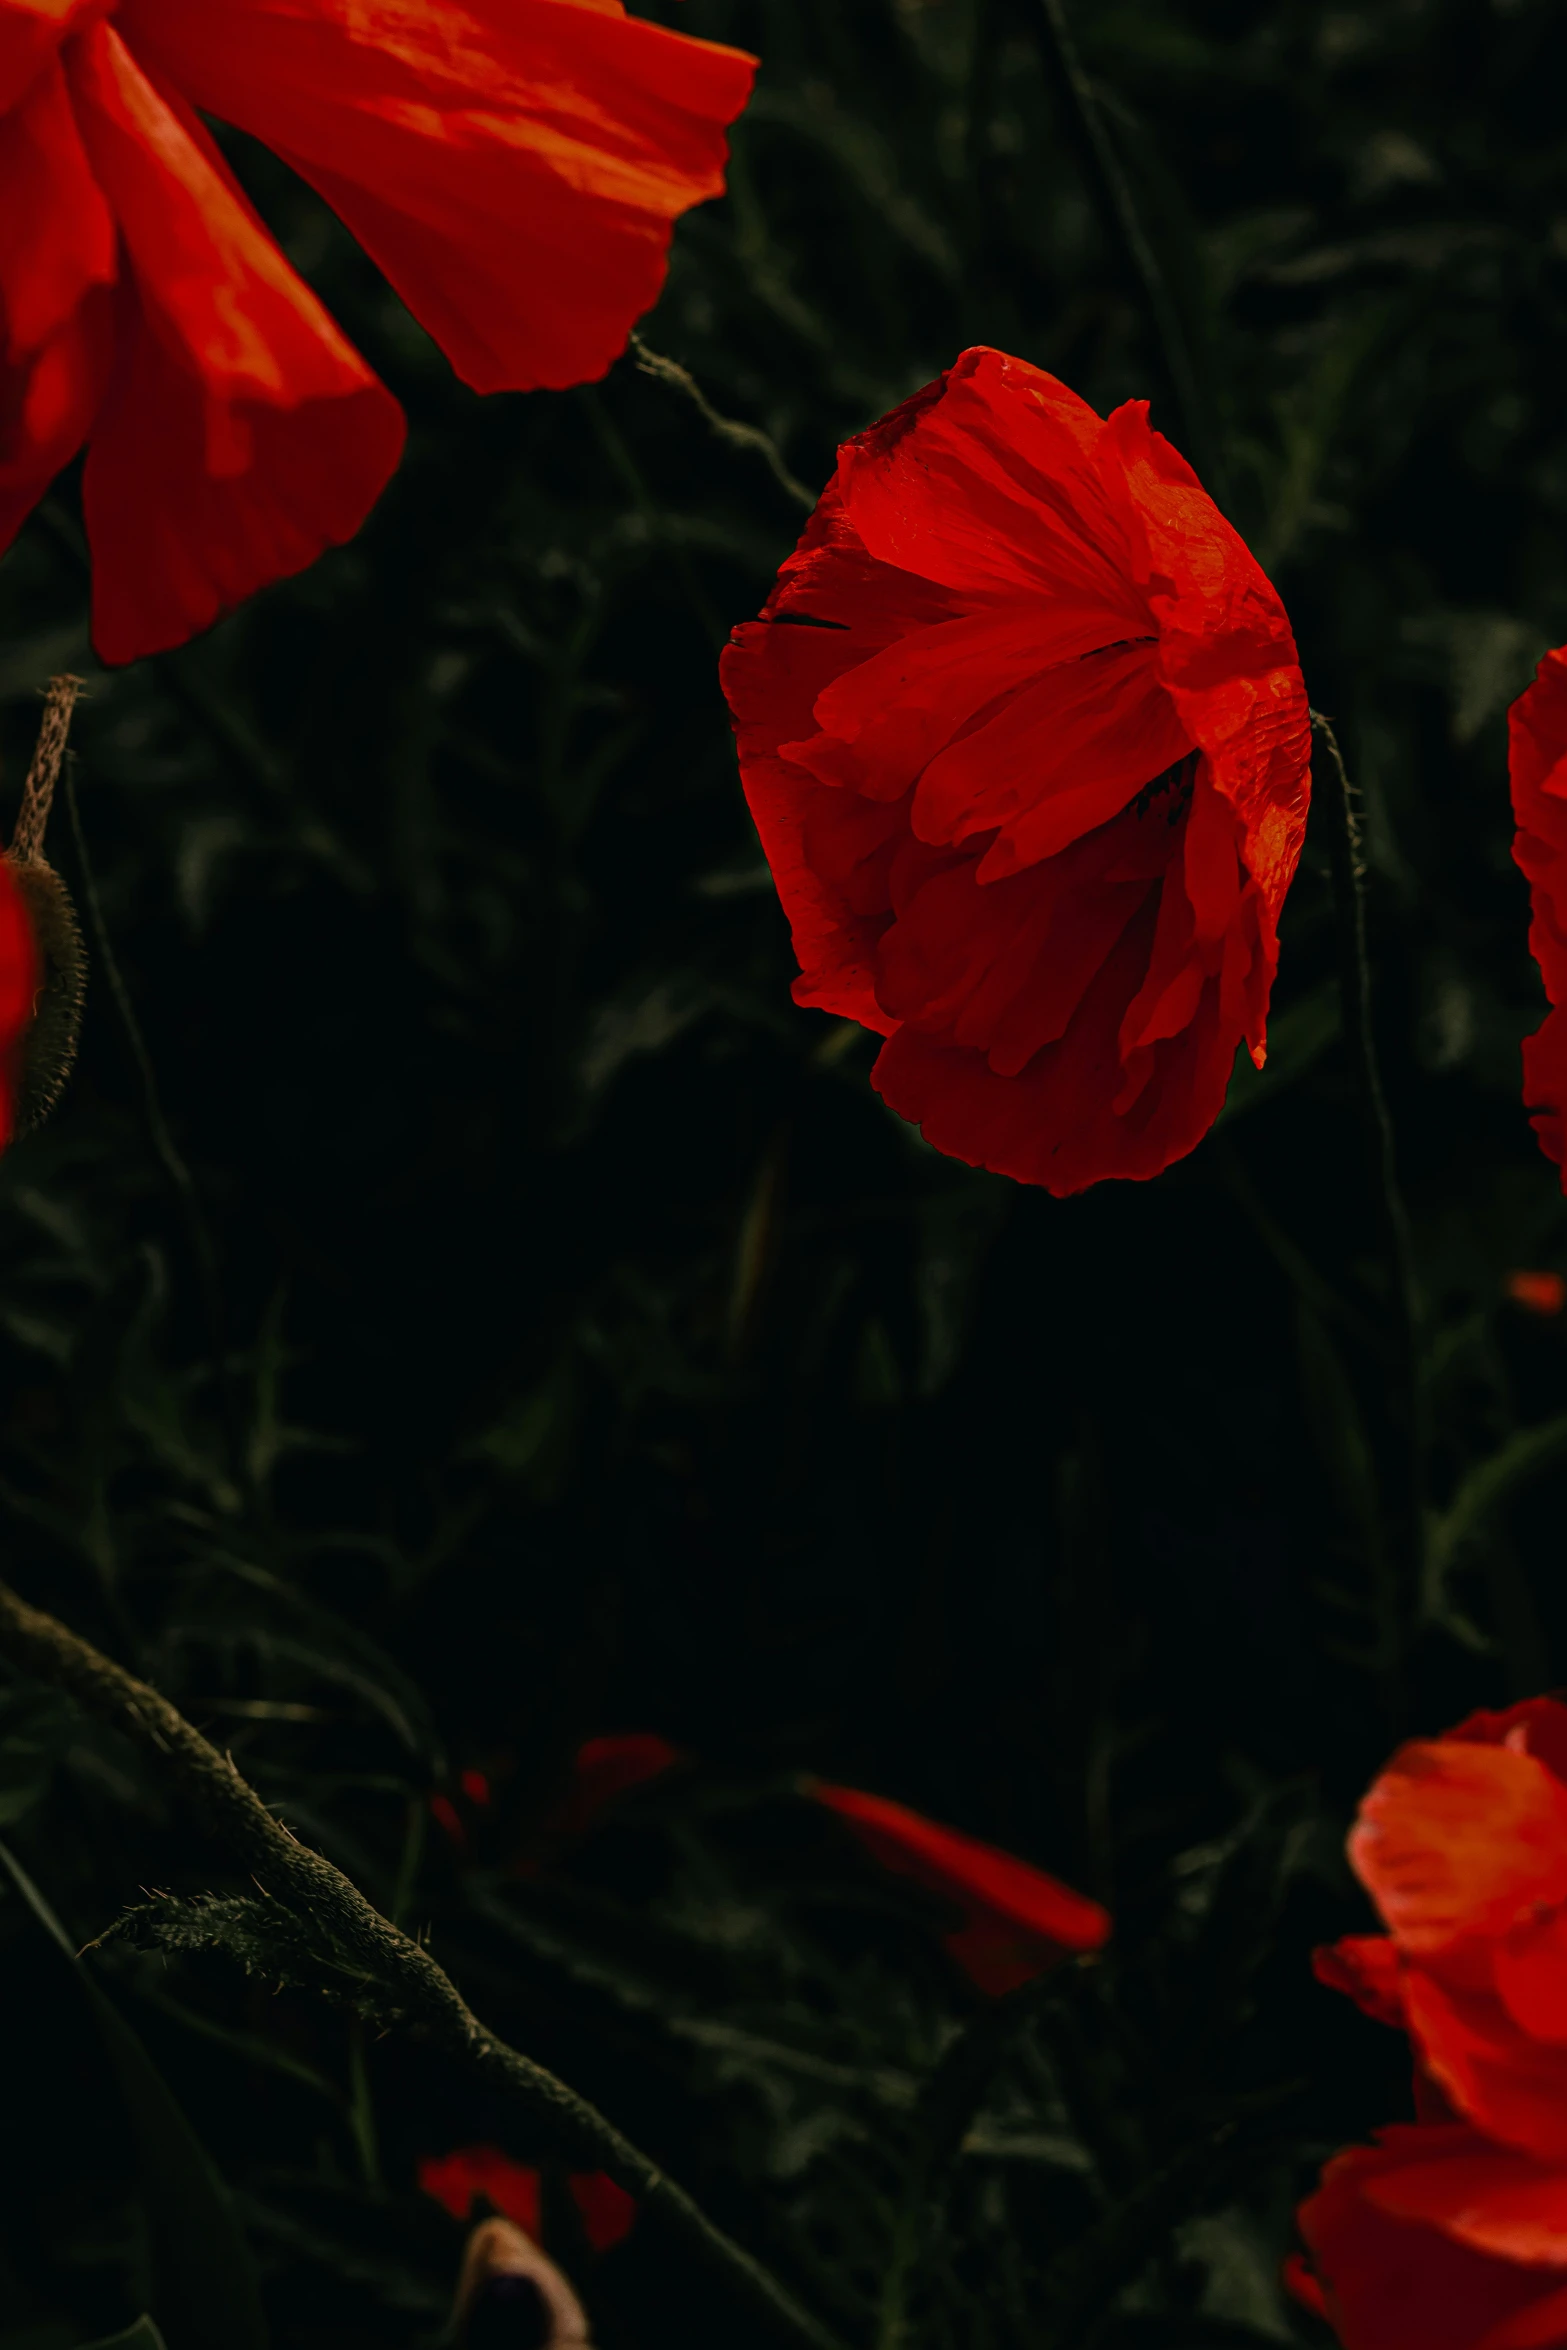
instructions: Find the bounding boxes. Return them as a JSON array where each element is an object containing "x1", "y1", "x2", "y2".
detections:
[
  {"x1": 118, "y1": 0, "x2": 756, "y2": 394},
  {"x1": 66, "y1": 21, "x2": 405, "y2": 662}
]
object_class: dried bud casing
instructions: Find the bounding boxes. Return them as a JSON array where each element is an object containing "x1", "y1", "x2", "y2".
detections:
[{"x1": 6, "y1": 854, "x2": 86, "y2": 1133}]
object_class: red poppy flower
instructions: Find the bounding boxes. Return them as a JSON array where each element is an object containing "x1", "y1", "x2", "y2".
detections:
[
  {"x1": 810, "y1": 1779, "x2": 1109, "y2": 1996},
  {"x1": 0, "y1": 0, "x2": 756, "y2": 665},
  {"x1": 419, "y1": 2146, "x2": 637, "y2": 2253},
  {"x1": 1317, "y1": 1699, "x2": 1567, "y2": 2163},
  {"x1": 0, "y1": 861, "x2": 40, "y2": 1150},
  {"x1": 1292, "y1": 2125, "x2": 1567, "y2": 2350},
  {"x1": 1512, "y1": 648, "x2": 1567, "y2": 1181},
  {"x1": 719, "y1": 347, "x2": 1311, "y2": 1194}
]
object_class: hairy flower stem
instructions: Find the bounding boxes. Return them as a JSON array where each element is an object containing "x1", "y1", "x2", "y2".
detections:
[
  {"x1": 0, "y1": 1577, "x2": 848, "y2": 2350},
  {"x1": 1311, "y1": 710, "x2": 1425, "y2": 1718},
  {"x1": 1027, "y1": 0, "x2": 1223, "y2": 503}
]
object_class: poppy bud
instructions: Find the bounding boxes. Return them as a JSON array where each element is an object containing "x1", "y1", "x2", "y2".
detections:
[{"x1": 7, "y1": 677, "x2": 87, "y2": 1134}]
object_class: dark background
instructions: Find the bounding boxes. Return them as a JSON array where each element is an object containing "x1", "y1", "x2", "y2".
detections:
[{"x1": 2, "y1": 0, "x2": 1566, "y2": 2343}]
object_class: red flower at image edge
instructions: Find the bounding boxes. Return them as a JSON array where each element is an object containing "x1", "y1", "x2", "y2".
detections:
[
  {"x1": 0, "y1": 863, "x2": 38, "y2": 1150},
  {"x1": 1291, "y1": 1697, "x2": 1567, "y2": 2346},
  {"x1": 719, "y1": 347, "x2": 1311, "y2": 1194},
  {"x1": 418, "y1": 2145, "x2": 636, "y2": 2253},
  {"x1": 0, "y1": 0, "x2": 755, "y2": 664},
  {"x1": 810, "y1": 1779, "x2": 1110, "y2": 1996},
  {"x1": 1316, "y1": 1698, "x2": 1567, "y2": 2163},
  {"x1": 1511, "y1": 647, "x2": 1567, "y2": 1180},
  {"x1": 1292, "y1": 2125, "x2": 1567, "y2": 2350}
]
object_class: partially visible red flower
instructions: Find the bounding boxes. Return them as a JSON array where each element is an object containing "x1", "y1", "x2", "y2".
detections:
[
  {"x1": 810, "y1": 1779, "x2": 1110, "y2": 1996},
  {"x1": 566, "y1": 2170, "x2": 637, "y2": 2254},
  {"x1": 566, "y1": 1732, "x2": 682, "y2": 1826},
  {"x1": 1317, "y1": 1698, "x2": 1567, "y2": 2162},
  {"x1": 0, "y1": 861, "x2": 40, "y2": 1151},
  {"x1": 1511, "y1": 649, "x2": 1567, "y2": 1181},
  {"x1": 419, "y1": 2146, "x2": 637, "y2": 2254},
  {"x1": 1507, "y1": 1271, "x2": 1567, "y2": 1317},
  {"x1": 421, "y1": 2146, "x2": 542, "y2": 2240},
  {"x1": 720, "y1": 346, "x2": 1311, "y2": 1194},
  {"x1": 1292, "y1": 2125, "x2": 1567, "y2": 2350},
  {"x1": 0, "y1": 0, "x2": 756, "y2": 663}
]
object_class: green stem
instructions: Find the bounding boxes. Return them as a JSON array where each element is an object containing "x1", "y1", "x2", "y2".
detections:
[
  {"x1": 1027, "y1": 0, "x2": 1223, "y2": 500},
  {"x1": 1311, "y1": 710, "x2": 1426, "y2": 1708},
  {"x1": 0, "y1": 1578, "x2": 848, "y2": 2350}
]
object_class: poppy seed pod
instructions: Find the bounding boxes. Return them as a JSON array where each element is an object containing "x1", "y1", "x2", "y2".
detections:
[{"x1": 6, "y1": 676, "x2": 86, "y2": 1135}]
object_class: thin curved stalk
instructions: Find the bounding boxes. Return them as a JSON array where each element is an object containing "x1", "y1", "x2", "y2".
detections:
[
  {"x1": 0, "y1": 1577, "x2": 849, "y2": 2350},
  {"x1": 1311, "y1": 710, "x2": 1426, "y2": 1711}
]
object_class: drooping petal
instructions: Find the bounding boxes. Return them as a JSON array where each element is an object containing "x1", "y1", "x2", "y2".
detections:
[
  {"x1": 810, "y1": 1780, "x2": 1110, "y2": 1961},
  {"x1": 1349, "y1": 1738, "x2": 1567, "y2": 1956},
  {"x1": 65, "y1": 21, "x2": 405, "y2": 663},
  {"x1": 118, "y1": 0, "x2": 756, "y2": 395},
  {"x1": 0, "y1": 48, "x2": 114, "y2": 359},
  {"x1": 0, "y1": 48, "x2": 115, "y2": 560}
]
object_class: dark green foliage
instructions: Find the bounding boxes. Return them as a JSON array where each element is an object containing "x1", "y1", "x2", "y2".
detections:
[{"x1": 2, "y1": 0, "x2": 1567, "y2": 2342}]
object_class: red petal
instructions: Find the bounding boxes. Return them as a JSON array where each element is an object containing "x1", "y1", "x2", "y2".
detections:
[
  {"x1": 0, "y1": 50, "x2": 114, "y2": 559},
  {"x1": 66, "y1": 22, "x2": 404, "y2": 662},
  {"x1": 418, "y1": 2147, "x2": 542, "y2": 2239},
  {"x1": 1448, "y1": 1702, "x2": 1567, "y2": 1789},
  {"x1": 811, "y1": 1780, "x2": 1109, "y2": 1957},
  {"x1": 1403, "y1": 1968, "x2": 1567, "y2": 2163},
  {"x1": 909, "y1": 642, "x2": 1191, "y2": 880},
  {"x1": 1298, "y1": 2129, "x2": 1567, "y2": 2350},
  {"x1": 1364, "y1": 2135, "x2": 1567, "y2": 2266},
  {"x1": 0, "y1": 0, "x2": 99, "y2": 111},
  {"x1": 0, "y1": 292, "x2": 111, "y2": 560},
  {"x1": 1314, "y1": 1935, "x2": 1408, "y2": 2030},
  {"x1": 0, "y1": 49, "x2": 114, "y2": 358},
  {"x1": 1350, "y1": 1739, "x2": 1567, "y2": 1954},
  {"x1": 837, "y1": 348, "x2": 1147, "y2": 612},
  {"x1": 119, "y1": 0, "x2": 756, "y2": 394},
  {"x1": 567, "y1": 2171, "x2": 637, "y2": 2251},
  {"x1": 0, "y1": 858, "x2": 41, "y2": 1152},
  {"x1": 1510, "y1": 648, "x2": 1567, "y2": 1182}
]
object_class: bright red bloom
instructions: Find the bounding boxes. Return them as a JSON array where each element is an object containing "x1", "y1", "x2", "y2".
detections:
[
  {"x1": 0, "y1": 0, "x2": 755, "y2": 664},
  {"x1": 720, "y1": 347, "x2": 1311, "y2": 1194},
  {"x1": 1512, "y1": 648, "x2": 1567, "y2": 1180},
  {"x1": 1318, "y1": 1699, "x2": 1567, "y2": 2163},
  {"x1": 810, "y1": 1779, "x2": 1109, "y2": 1996},
  {"x1": 1293, "y1": 2126, "x2": 1567, "y2": 2350},
  {"x1": 0, "y1": 861, "x2": 40, "y2": 1150},
  {"x1": 418, "y1": 2146, "x2": 637, "y2": 2253}
]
